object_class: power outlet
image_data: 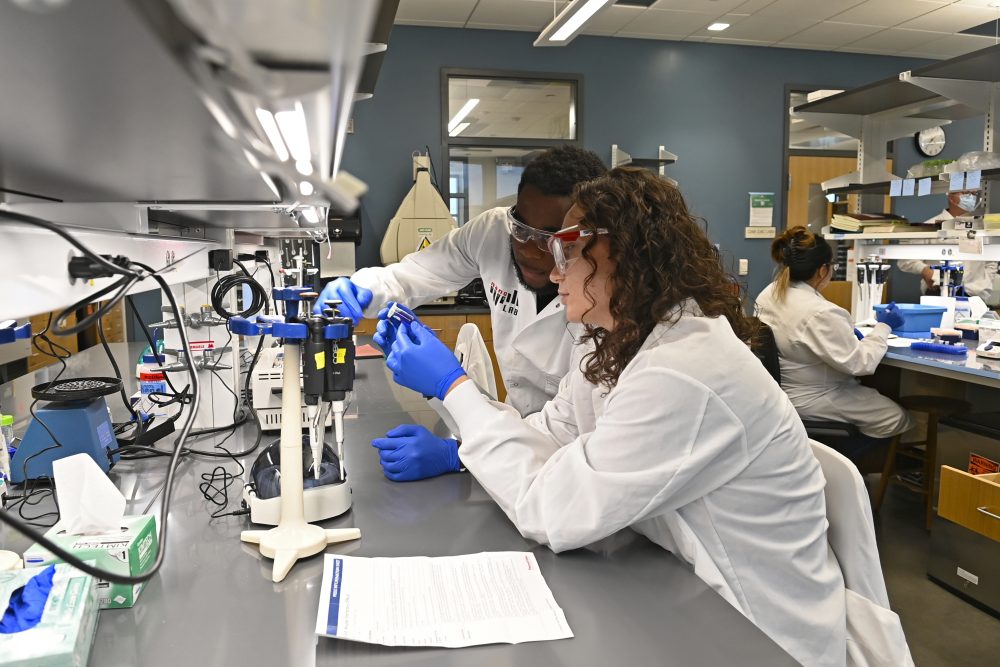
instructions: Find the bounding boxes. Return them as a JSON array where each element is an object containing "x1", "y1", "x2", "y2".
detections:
[{"x1": 738, "y1": 258, "x2": 749, "y2": 276}]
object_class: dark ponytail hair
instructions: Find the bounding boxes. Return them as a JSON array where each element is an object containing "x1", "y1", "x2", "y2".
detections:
[{"x1": 770, "y1": 226, "x2": 833, "y2": 301}]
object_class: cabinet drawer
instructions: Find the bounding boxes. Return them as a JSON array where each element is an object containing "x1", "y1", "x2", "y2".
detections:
[
  {"x1": 354, "y1": 318, "x2": 377, "y2": 336},
  {"x1": 465, "y1": 314, "x2": 493, "y2": 342},
  {"x1": 420, "y1": 315, "x2": 464, "y2": 348},
  {"x1": 938, "y1": 466, "x2": 1000, "y2": 543}
]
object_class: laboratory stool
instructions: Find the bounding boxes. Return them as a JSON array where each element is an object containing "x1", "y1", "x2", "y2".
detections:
[{"x1": 873, "y1": 395, "x2": 970, "y2": 529}]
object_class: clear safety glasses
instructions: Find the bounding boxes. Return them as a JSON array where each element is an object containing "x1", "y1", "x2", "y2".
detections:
[
  {"x1": 505, "y1": 207, "x2": 555, "y2": 251},
  {"x1": 546, "y1": 225, "x2": 609, "y2": 275}
]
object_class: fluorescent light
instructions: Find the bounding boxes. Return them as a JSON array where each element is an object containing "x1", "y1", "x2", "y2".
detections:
[
  {"x1": 296, "y1": 160, "x2": 314, "y2": 176},
  {"x1": 448, "y1": 99, "x2": 479, "y2": 133},
  {"x1": 260, "y1": 173, "x2": 280, "y2": 199},
  {"x1": 449, "y1": 122, "x2": 470, "y2": 137},
  {"x1": 535, "y1": 0, "x2": 613, "y2": 47},
  {"x1": 301, "y1": 207, "x2": 320, "y2": 224},
  {"x1": 707, "y1": 23, "x2": 730, "y2": 32},
  {"x1": 255, "y1": 108, "x2": 289, "y2": 162},
  {"x1": 299, "y1": 181, "x2": 314, "y2": 196},
  {"x1": 275, "y1": 101, "x2": 311, "y2": 163}
]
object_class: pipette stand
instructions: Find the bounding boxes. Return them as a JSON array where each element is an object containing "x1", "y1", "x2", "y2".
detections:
[{"x1": 233, "y1": 288, "x2": 360, "y2": 582}]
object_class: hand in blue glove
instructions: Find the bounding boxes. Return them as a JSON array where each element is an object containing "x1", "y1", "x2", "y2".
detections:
[
  {"x1": 372, "y1": 302, "x2": 417, "y2": 352},
  {"x1": 313, "y1": 277, "x2": 373, "y2": 324},
  {"x1": 854, "y1": 328, "x2": 865, "y2": 341},
  {"x1": 386, "y1": 322, "x2": 466, "y2": 400},
  {"x1": 876, "y1": 302, "x2": 905, "y2": 330},
  {"x1": 371, "y1": 424, "x2": 460, "y2": 482}
]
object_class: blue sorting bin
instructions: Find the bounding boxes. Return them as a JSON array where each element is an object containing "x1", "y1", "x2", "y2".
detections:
[{"x1": 872, "y1": 303, "x2": 947, "y2": 332}]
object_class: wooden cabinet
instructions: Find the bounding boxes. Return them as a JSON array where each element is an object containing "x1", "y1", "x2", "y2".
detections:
[
  {"x1": 27, "y1": 311, "x2": 79, "y2": 371},
  {"x1": 355, "y1": 311, "x2": 507, "y2": 402}
]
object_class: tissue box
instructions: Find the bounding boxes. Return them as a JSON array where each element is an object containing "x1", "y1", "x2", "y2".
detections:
[
  {"x1": 23, "y1": 514, "x2": 158, "y2": 609},
  {"x1": 0, "y1": 563, "x2": 99, "y2": 667}
]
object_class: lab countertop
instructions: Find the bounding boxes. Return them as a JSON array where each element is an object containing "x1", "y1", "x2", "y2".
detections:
[
  {"x1": 881, "y1": 339, "x2": 1000, "y2": 389},
  {"x1": 0, "y1": 343, "x2": 796, "y2": 667}
]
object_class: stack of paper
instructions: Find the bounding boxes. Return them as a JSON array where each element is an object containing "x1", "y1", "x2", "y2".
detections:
[
  {"x1": 830, "y1": 212, "x2": 920, "y2": 233},
  {"x1": 315, "y1": 552, "x2": 574, "y2": 648}
]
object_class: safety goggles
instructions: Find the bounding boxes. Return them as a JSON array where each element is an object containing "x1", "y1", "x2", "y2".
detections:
[
  {"x1": 505, "y1": 207, "x2": 555, "y2": 251},
  {"x1": 547, "y1": 225, "x2": 609, "y2": 275}
]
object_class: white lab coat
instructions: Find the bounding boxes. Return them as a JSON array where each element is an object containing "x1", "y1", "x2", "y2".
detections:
[
  {"x1": 899, "y1": 209, "x2": 1000, "y2": 304},
  {"x1": 756, "y1": 281, "x2": 914, "y2": 438},
  {"x1": 353, "y1": 207, "x2": 577, "y2": 416},
  {"x1": 444, "y1": 303, "x2": 847, "y2": 667}
]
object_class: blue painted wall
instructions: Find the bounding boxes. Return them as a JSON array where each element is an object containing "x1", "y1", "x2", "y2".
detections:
[{"x1": 342, "y1": 25, "x2": 943, "y2": 301}]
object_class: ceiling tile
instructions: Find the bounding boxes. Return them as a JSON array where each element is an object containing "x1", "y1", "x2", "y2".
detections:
[
  {"x1": 899, "y1": 4, "x2": 1000, "y2": 32},
  {"x1": 617, "y1": 8, "x2": 719, "y2": 37},
  {"x1": 730, "y1": 0, "x2": 779, "y2": 12},
  {"x1": 779, "y1": 20, "x2": 883, "y2": 46},
  {"x1": 827, "y1": 0, "x2": 948, "y2": 28},
  {"x1": 395, "y1": 0, "x2": 478, "y2": 24},
  {"x1": 467, "y1": 0, "x2": 557, "y2": 28},
  {"x1": 706, "y1": 13, "x2": 820, "y2": 41},
  {"x1": 581, "y1": 5, "x2": 646, "y2": 36},
  {"x1": 755, "y1": 0, "x2": 867, "y2": 21},
  {"x1": 707, "y1": 36, "x2": 777, "y2": 46},
  {"x1": 768, "y1": 42, "x2": 831, "y2": 50},
  {"x1": 394, "y1": 18, "x2": 469, "y2": 28},
  {"x1": 840, "y1": 27, "x2": 950, "y2": 52},
  {"x1": 900, "y1": 32, "x2": 999, "y2": 58},
  {"x1": 651, "y1": 0, "x2": 746, "y2": 11}
]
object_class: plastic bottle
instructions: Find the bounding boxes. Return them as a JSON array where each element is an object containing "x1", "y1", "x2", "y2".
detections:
[
  {"x1": 138, "y1": 354, "x2": 168, "y2": 399},
  {"x1": 0, "y1": 414, "x2": 13, "y2": 484},
  {"x1": 954, "y1": 296, "x2": 972, "y2": 323}
]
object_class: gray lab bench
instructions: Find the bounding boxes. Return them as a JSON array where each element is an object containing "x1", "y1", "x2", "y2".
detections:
[
  {"x1": 881, "y1": 339, "x2": 1000, "y2": 389},
  {"x1": 0, "y1": 343, "x2": 796, "y2": 666}
]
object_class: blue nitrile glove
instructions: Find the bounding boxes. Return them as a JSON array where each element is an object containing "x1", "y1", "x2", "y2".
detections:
[
  {"x1": 313, "y1": 277, "x2": 373, "y2": 323},
  {"x1": 0, "y1": 564, "x2": 55, "y2": 634},
  {"x1": 854, "y1": 328, "x2": 865, "y2": 341},
  {"x1": 386, "y1": 322, "x2": 466, "y2": 400},
  {"x1": 372, "y1": 302, "x2": 417, "y2": 352},
  {"x1": 876, "y1": 302, "x2": 905, "y2": 330},
  {"x1": 371, "y1": 424, "x2": 460, "y2": 482}
]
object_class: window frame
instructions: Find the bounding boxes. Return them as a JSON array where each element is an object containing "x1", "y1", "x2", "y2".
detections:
[{"x1": 440, "y1": 68, "x2": 584, "y2": 224}]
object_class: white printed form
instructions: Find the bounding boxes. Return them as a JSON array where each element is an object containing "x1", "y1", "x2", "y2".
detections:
[{"x1": 315, "y1": 552, "x2": 574, "y2": 648}]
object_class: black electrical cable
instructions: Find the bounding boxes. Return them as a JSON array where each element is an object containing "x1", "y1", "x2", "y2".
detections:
[
  {"x1": 0, "y1": 252, "x2": 200, "y2": 585},
  {"x1": 99, "y1": 316, "x2": 141, "y2": 426},
  {"x1": 210, "y1": 262, "x2": 269, "y2": 321}
]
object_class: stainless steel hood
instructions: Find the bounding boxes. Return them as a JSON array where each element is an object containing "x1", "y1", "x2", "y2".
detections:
[{"x1": 0, "y1": 0, "x2": 398, "y2": 230}]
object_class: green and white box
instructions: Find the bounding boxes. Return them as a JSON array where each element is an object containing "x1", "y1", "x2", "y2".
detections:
[
  {"x1": 23, "y1": 514, "x2": 158, "y2": 609},
  {"x1": 0, "y1": 563, "x2": 99, "y2": 667}
]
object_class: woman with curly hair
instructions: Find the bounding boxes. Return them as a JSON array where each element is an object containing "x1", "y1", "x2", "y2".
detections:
[{"x1": 380, "y1": 167, "x2": 847, "y2": 666}]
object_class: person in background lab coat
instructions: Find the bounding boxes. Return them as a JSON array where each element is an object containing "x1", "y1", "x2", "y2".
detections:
[
  {"x1": 379, "y1": 168, "x2": 848, "y2": 667},
  {"x1": 316, "y1": 145, "x2": 606, "y2": 481},
  {"x1": 756, "y1": 227, "x2": 914, "y2": 454},
  {"x1": 899, "y1": 190, "x2": 1000, "y2": 305}
]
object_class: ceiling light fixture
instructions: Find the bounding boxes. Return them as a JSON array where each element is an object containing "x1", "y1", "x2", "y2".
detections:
[
  {"x1": 449, "y1": 122, "x2": 471, "y2": 138},
  {"x1": 448, "y1": 99, "x2": 479, "y2": 133},
  {"x1": 275, "y1": 101, "x2": 311, "y2": 163},
  {"x1": 534, "y1": 0, "x2": 614, "y2": 47},
  {"x1": 255, "y1": 109, "x2": 289, "y2": 162},
  {"x1": 299, "y1": 181, "x2": 314, "y2": 196},
  {"x1": 707, "y1": 23, "x2": 730, "y2": 32}
]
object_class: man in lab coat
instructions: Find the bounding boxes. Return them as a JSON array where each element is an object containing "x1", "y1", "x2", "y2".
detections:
[
  {"x1": 899, "y1": 190, "x2": 999, "y2": 305},
  {"x1": 317, "y1": 145, "x2": 607, "y2": 480}
]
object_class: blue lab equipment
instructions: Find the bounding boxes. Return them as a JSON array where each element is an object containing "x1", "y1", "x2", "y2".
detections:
[{"x1": 9, "y1": 377, "x2": 121, "y2": 484}]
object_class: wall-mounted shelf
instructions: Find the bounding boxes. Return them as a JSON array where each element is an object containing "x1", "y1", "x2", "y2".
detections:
[
  {"x1": 792, "y1": 44, "x2": 1000, "y2": 197},
  {"x1": 611, "y1": 144, "x2": 678, "y2": 183}
]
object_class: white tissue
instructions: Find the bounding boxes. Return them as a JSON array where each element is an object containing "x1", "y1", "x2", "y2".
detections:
[{"x1": 52, "y1": 454, "x2": 126, "y2": 534}]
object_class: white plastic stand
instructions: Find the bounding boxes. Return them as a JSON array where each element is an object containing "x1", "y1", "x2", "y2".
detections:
[{"x1": 241, "y1": 342, "x2": 360, "y2": 582}]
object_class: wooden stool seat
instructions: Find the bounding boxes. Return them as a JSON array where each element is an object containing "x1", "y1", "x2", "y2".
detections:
[
  {"x1": 874, "y1": 395, "x2": 970, "y2": 529},
  {"x1": 897, "y1": 395, "x2": 970, "y2": 417}
]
